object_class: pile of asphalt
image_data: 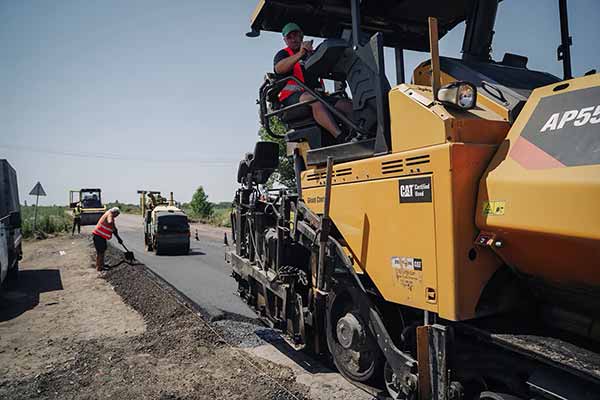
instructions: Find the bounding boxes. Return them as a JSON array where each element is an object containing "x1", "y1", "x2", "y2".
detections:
[
  {"x1": 102, "y1": 247, "x2": 312, "y2": 399},
  {"x1": 1, "y1": 240, "x2": 311, "y2": 400},
  {"x1": 104, "y1": 244, "x2": 287, "y2": 350}
]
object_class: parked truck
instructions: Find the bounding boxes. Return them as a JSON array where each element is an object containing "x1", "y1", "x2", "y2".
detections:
[{"x1": 1, "y1": 159, "x2": 23, "y2": 288}]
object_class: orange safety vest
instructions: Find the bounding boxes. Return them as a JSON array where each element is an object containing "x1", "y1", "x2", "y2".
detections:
[
  {"x1": 92, "y1": 211, "x2": 115, "y2": 240},
  {"x1": 278, "y1": 47, "x2": 306, "y2": 102}
]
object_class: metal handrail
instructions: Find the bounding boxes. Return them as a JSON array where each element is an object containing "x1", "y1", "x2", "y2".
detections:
[
  {"x1": 259, "y1": 75, "x2": 367, "y2": 140},
  {"x1": 264, "y1": 98, "x2": 318, "y2": 118}
]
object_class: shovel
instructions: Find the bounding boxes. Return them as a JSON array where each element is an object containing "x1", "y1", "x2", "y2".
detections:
[{"x1": 115, "y1": 233, "x2": 136, "y2": 263}]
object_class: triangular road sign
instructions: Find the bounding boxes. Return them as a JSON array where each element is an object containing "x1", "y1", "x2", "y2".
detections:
[{"x1": 29, "y1": 182, "x2": 46, "y2": 196}]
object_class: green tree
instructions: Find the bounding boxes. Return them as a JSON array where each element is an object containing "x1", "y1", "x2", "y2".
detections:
[
  {"x1": 258, "y1": 117, "x2": 296, "y2": 189},
  {"x1": 190, "y1": 186, "x2": 213, "y2": 218}
]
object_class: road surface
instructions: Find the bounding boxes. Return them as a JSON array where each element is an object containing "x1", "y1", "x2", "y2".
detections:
[{"x1": 113, "y1": 213, "x2": 255, "y2": 321}]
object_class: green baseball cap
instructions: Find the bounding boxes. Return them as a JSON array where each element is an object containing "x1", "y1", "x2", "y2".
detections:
[{"x1": 282, "y1": 22, "x2": 302, "y2": 37}]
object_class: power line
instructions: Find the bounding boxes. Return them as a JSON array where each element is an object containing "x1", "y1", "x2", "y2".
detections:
[{"x1": 0, "y1": 143, "x2": 239, "y2": 166}]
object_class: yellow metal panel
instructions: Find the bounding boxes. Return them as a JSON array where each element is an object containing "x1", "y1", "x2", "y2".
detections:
[
  {"x1": 304, "y1": 175, "x2": 439, "y2": 312},
  {"x1": 302, "y1": 142, "x2": 503, "y2": 321},
  {"x1": 388, "y1": 84, "x2": 510, "y2": 154},
  {"x1": 477, "y1": 74, "x2": 600, "y2": 286},
  {"x1": 389, "y1": 85, "x2": 450, "y2": 153},
  {"x1": 442, "y1": 144, "x2": 503, "y2": 320}
]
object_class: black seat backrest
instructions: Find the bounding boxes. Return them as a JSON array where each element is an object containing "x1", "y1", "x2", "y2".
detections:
[{"x1": 237, "y1": 142, "x2": 279, "y2": 185}]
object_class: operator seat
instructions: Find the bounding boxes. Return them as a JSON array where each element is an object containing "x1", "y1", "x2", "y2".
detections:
[
  {"x1": 262, "y1": 39, "x2": 355, "y2": 150},
  {"x1": 263, "y1": 73, "x2": 337, "y2": 150},
  {"x1": 261, "y1": 37, "x2": 390, "y2": 166},
  {"x1": 237, "y1": 142, "x2": 279, "y2": 186}
]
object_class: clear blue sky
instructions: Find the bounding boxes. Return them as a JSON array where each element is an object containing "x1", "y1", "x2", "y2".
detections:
[{"x1": 1, "y1": 0, "x2": 598, "y2": 205}]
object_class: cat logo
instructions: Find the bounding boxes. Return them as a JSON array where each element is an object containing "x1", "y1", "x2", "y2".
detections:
[{"x1": 398, "y1": 177, "x2": 432, "y2": 203}]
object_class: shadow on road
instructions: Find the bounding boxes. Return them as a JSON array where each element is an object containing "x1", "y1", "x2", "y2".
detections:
[{"x1": 0, "y1": 269, "x2": 63, "y2": 322}]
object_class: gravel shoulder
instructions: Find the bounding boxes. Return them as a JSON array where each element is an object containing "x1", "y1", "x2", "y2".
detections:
[{"x1": 0, "y1": 234, "x2": 310, "y2": 399}]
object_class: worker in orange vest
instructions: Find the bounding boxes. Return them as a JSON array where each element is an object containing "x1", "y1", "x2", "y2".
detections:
[
  {"x1": 274, "y1": 22, "x2": 353, "y2": 141},
  {"x1": 91, "y1": 207, "x2": 122, "y2": 271}
]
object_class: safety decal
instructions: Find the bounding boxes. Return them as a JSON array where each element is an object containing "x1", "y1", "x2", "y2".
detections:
[
  {"x1": 511, "y1": 86, "x2": 600, "y2": 169},
  {"x1": 482, "y1": 201, "x2": 506, "y2": 216},
  {"x1": 391, "y1": 256, "x2": 423, "y2": 271},
  {"x1": 399, "y1": 177, "x2": 432, "y2": 203}
]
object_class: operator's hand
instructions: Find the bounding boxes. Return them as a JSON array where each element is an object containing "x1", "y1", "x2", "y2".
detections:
[{"x1": 300, "y1": 41, "x2": 313, "y2": 55}]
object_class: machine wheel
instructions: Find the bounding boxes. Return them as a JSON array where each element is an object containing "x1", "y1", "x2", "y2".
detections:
[{"x1": 326, "y1": 282, "x2": 384, "y2": 385}]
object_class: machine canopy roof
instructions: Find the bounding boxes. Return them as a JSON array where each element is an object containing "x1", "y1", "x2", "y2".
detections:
[{"x1": 250, "y1": 0, "x2": 471, "y2": 50}]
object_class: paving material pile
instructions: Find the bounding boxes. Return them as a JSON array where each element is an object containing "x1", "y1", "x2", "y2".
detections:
[{"x1": 0, "y1": 235, "x2": 310, "y2": 400}]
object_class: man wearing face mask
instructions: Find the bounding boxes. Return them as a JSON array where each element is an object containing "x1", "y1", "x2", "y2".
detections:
[{"x1": 274, "y1": 22, "x2": 353, "y2": 141}]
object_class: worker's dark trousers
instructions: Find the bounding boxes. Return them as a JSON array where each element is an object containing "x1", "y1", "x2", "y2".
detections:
[{"x1": 72, "y1": 217, "x2": 81, "y2": 235}]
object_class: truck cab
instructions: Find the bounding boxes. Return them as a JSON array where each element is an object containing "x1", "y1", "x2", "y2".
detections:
[{"x1": 1, "y1": 160, "x2": 23, "y2": 288}]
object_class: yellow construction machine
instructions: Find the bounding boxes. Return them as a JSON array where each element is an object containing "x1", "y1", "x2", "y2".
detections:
[
  {"x1": 138, "y1": 191, "x2": 190, "y2": 255},
  {"x1": 69, "y1": 188, "x2": 106, "y2": 225},
  {"x1": 229, "y1": 1, "x2": 600, "y2": 399}
]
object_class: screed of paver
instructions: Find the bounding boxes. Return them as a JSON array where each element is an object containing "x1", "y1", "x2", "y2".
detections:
[{"x1": 0, "y1": 235, "x2": 145, "y2": 381}]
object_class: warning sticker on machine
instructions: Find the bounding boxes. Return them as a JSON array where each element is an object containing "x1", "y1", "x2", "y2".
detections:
[
  {"x1": 399, "y1": 177, "x2": 432, "y2": 203},
  {"x1": 391, "y1": 256, "x2": 423, "y2": 271},
  {"x1": 392, "y1": 256, "x2": 423, "y2": 292},
  {"x1": 482, "y1": 201, "x2": 506, "y2": 216}
]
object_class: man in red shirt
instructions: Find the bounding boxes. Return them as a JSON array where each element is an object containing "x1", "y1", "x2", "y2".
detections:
[
  {"x1": 91, "y1": 207, "x2": 121, "y2": 272},
  {"x1": 274, "y1": 22, "x2": 353, "y2": 141}
]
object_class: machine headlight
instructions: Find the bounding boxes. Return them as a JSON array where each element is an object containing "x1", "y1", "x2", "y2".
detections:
[{"x1": 437, "y1": 81, "x2": 477, "y2": 110}]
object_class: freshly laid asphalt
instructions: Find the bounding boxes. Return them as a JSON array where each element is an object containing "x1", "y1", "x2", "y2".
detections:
[{"x1": 113, "y1": 214, "x2": 257, "y2": 321}]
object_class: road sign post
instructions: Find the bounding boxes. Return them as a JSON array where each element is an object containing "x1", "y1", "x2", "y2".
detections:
[{"x1": 29, "y1": 182, "x2": 47, "y2": 231}]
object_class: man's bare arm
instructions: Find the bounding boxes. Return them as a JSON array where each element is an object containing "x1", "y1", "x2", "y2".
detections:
[
  {"x1": 275, "y1": 50, "x2": 304, "y2": 75},
  {"x1": 274, "y1": 41, "x2": 313, "y2": 75}
]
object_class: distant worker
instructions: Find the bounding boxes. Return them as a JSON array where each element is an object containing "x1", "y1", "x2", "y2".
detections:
[
  {"x1": 274, "y1": 22, "x2": 353, "y2": 141},
  {"x1": 71, "y1": 206, "x2": 81, "y2": 236},
  {"x1": 91, "y1": 207, "x2": 122, "y2": 272}
]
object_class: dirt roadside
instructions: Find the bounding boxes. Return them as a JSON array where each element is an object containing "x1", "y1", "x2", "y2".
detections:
[{"x1": 0, "y1": 235, "x2": 310, "y2": 399}]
